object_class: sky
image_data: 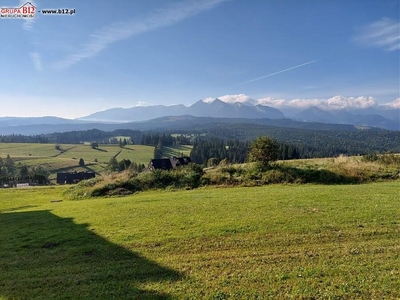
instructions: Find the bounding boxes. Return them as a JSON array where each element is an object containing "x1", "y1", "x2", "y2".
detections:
[{"x1": 0, "y1": 0, "x2": 399, "y2": 118}]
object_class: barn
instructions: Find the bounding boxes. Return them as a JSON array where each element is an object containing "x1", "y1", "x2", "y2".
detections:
[
  {"x1": 56, "y1": 171, "x2": 95, "y2": 184},
  {"x1": 148, "y1": 156, "x2": 191, "y2": 171}
]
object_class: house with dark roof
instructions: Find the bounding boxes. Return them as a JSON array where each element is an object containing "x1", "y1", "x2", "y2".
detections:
[
  {"x1": 148, "y1": 156, "x2": 191, "y2": 171},
  {"x1": 56, "y1": 171, "x2": 95, "y2": 184}
]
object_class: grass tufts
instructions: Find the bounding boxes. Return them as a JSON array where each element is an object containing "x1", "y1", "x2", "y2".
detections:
[{"x1": 65, "y1": 154, "x2": 400, "y2": 199}]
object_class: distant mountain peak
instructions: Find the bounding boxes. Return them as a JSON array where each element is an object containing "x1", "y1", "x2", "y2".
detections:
[
  {"x1": 64, "y1": 98, "x2": 400, "y2": 131},
  {"x1": 211, "y1": 98, "x2": 225, "y2": 104},
  {"x1": 189, "y1": 99, "x2": 205, "y2": 107}
]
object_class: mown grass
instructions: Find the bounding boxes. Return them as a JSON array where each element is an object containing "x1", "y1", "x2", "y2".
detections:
[
  {"x1": 0, "y1": 143, "x2": 154, "y2": 164},
  {"x1": 1, "y1": 182, "x2": 399, "y2": 299},
  {"x1": 162, "y1": 145, "x2": 192, "y2": 158},
  {"x1": 116, "y1": 146, "x2": 155, "y2": 163},
  {"x1": 49, "y1": 144, "x2": 154, "y2": 165},
  {"x1": 0, "y1": 143, "x2": 154, "y2": 182},
  {"x1": 0, "y1": 143, "x2": 60, "y2": 157}
]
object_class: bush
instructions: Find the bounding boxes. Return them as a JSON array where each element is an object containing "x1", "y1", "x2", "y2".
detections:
[
  {"x1": 361, "y1": 153, "x2": 379, "y2": 162},
  {"x1": 77, "y1": 163, "x2": 205, "y2": 198},
  {"x1": 207, "y1": 158, "x2": 219, "y2": 167},
  {"x1": 248, "y1": 136, "x2": 279, "y2": 168},
  {"x1": 263, "y1": 169, "x2": 290, "y2": 184},
  {"x1": 378, "y1": 153, "x2": 400, "y2": 165}
]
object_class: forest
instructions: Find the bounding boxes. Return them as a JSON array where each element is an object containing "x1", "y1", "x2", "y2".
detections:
[{"x1": 1, "y1": 121, "x2": 400, "y2": 167}]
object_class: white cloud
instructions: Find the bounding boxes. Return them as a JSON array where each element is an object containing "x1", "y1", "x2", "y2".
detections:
[
  {"x1": 286, "y1": 98, "x2": 324, "y2": 109},
  {"x1": 384, "y1": 98, "x2": 400, "y2": 109},
  {"x1": 354, "y1": 18, "x2": 400, "y2": 52},
  {"x1": 325, "y1": 95, "x2": 377, "y2": 110},
  {"x1": 257, "y1": 96, "x2": 290, "y2": 107},
  {"x1": 53, "y1": 0, "x2": 228, "y2": 69},
  {"x1": 203, "y1": 97, "x2": 215, "y2": 103},
  {"x1": 30, "y1": 52, "x2": 42, "y2": 71},
  {"x1": 205, "y1": 94, "x2": 379, "y2": 110},
  {"x1": 217, "y1": 94, "x2": 255, "y2": 104},
  {"x1": 269, "y1": 95, "x2": 378, "y2": 110}
]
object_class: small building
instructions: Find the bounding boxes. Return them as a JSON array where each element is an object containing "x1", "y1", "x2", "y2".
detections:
[
  {"x1": 57, "y1": 171, "x2": 95, "y2": 184},
  {"x1": 148, "y1": 156, "x2": 191, "y2": 171}
]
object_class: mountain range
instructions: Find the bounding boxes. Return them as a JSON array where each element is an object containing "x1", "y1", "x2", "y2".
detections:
[
  {"x1": 79, "y1": 98, "x2": 399, "y2": 130},
  {"x1": 0, "y1": 99, "x2": 398, "y2": 135},
  {"x1": 79, "y1": 99, "x2": 286, "y2": 122}
]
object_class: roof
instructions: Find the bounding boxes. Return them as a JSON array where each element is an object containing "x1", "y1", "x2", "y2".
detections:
[
  {"x1": 149, "y1": 156, "x2": 191, "y2": 170},
  {"x1": 149, "y1": 158, "x2": 174, "y2": 170}
]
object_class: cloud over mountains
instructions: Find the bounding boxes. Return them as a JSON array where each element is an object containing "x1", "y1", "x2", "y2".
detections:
[
  {"x1": 384, "y1": 98, "x2": 400, "y2": 109},
  {"x1": 204, "y1": 94, "x2": 386, "y2": 111}
]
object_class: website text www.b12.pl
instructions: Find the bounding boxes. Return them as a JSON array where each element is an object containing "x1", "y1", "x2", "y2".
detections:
[{"x1": 41, "y1": 8, "x2": 76, "y2": 15}]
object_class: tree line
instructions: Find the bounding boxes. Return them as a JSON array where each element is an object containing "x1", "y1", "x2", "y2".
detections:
[
  {"x1": 189, "y1": 137, "x2": 300, "y2": 165},
  {"x1": 1, "y1": 124, "x2": 399, "y2": 159},
  {"x1": 0, "y1": 155, "x2": 49, "y2": 184}
]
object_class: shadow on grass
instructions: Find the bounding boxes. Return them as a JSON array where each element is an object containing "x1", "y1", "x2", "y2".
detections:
[
  {"x1": 82, "y1": 165, "x2": 101, "y2": 175},
  {"x1": 94, "y1": 148, "x2": 108, "y2": 152},
  {"x1": 52, "y1": 165, "x2": 80, "y2": 173},
  {"x1": 51, "y1": 146, "x2": 77, "y2": 158},
  {"x1": 122, "y1": 147, "x2": 136, "y2": 151},
  {"x1": 0, "y1": 211, "x2": 181, "y2": 299}
]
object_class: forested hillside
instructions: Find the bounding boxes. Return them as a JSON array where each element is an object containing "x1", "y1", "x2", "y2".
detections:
[
  {"x1": 1, "y1": 119, "x2": 399, "y2": 163},
  {"x1": 194, "y1": 123, "x2": 400, "y2": 157}
]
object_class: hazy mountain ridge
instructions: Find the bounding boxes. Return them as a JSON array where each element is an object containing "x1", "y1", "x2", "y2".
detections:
[
  {"x1": 79, "y1": 99, "x2": 285, "y2": 122},
  {"x1": 0, "y1": 115, "x2": 386, "y2": 136},
  {"x1": 291, "y1": 106, "x2": 399, "y2": 130},
  {"x1": 78, "y1": 99, "x2": 398, "y2": 130},
  {"x1": 0, "y1": 116, "x2": 86, "y2": 127},
  {"x1": 0, "y1": 99, "x2": 398, "y2": 135}
]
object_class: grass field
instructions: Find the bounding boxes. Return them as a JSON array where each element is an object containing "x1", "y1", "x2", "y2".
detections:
[
  {"x1": 0, "y1": 143, "x2": 156, "y2": 181},
  {"x1": 1, "y1": 182, "x2": 399, "y2": 299},
  {"x1": 0, "y1": 143, "x2": 194, "y2": 182},
  {"x1": 0, "y1": 143, "x2": 155, "y2": 165},
  {"x1": 162, "y1": 145, "x2": 192, "y2": 157}
]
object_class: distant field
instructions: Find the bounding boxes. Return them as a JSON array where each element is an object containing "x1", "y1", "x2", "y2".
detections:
[
  {"x1": 0, "y1": 143, "x2": 60, "y2": 157},
  {"x1": 0, "y1": 143, "x2": 155, "y2": 181},
  {"x1": 162, "y1": 145, "x2": 192, "y2": 157},
  {"x1": 0, "y1": 143, "x2": 194, "y2": 182},
  {"x1": 0, "y1": 182, "x2": 399, "y2": 299}
]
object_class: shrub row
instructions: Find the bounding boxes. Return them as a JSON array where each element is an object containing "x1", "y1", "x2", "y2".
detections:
[
  {"x1": 361, "y1": 153, "x2": 400, "y2": 165},
  {"x1": 65, "y1": 163, "x2": 204, "y2": 199},
  {"x1": 65, "y1": 156, "x2": 400, "y2": 199},
  {"x1": 201, "y1": 163, "x2": 359, "y2": 186}
]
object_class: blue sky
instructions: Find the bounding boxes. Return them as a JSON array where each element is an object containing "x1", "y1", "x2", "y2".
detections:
[{"x1": 0, "y1": 0, "x2": 399, "y2": 118}]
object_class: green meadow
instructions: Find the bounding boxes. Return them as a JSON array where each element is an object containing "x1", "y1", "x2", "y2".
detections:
[
  {"x1": 1, "y1": 182, "x2": 399, "y2": 299},
  {"x1": 0, "y1": 143, "x2": 155, "y2": 181},
  {"x1": 0, "y1": 143, "x2": 195, "y2": 180},
  {"x1": 162, "y1": 145, "x2": 193, "y2": 158},
  {"x1": 0, "y1": 143, "x2": 155, "y2": 165}
]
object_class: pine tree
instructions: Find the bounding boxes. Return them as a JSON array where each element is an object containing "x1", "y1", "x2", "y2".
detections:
[{"x1": 79, "y1": 158, "x2": 85, "y2": 167}]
